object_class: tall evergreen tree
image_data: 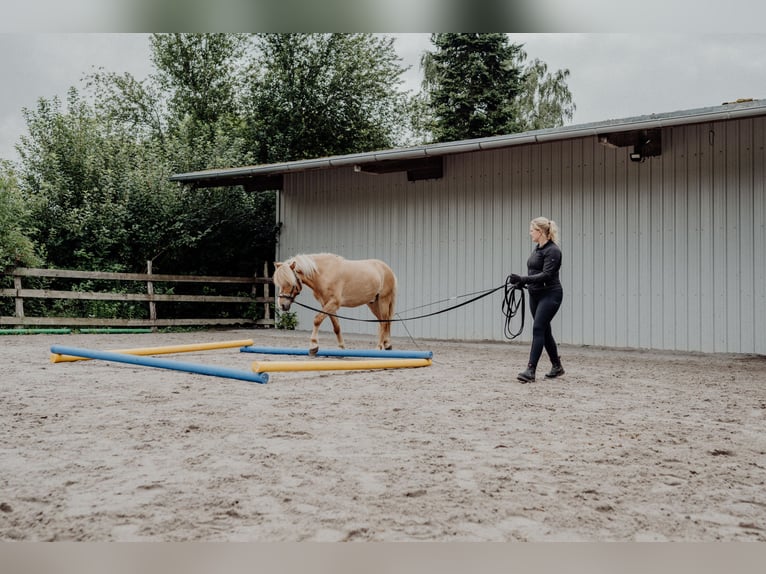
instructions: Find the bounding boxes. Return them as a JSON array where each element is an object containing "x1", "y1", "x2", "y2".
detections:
[
  {"x1": 422, "y1": 33, "x2": 526, "y2": 142},
  {"x1": 420, "y1": 33, "x2": 575, "y2": 142}
]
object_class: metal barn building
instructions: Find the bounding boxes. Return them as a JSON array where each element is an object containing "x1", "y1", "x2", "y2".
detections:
[{"x1": 172, "y1": 99, "x2": 766, "y2": 355}]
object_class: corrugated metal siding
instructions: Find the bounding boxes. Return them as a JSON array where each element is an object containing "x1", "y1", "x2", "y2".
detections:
[{"x1": 277, "y1": 116, "x2": 766, "y2": 355}]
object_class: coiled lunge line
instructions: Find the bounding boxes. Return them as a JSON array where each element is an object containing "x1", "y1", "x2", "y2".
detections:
[
  {"x1": 290, "y1": 275, "x2": 526, "y2": 339},
  {"x1": 501, "y1": 275, "x2": 525, "y2": 340}
]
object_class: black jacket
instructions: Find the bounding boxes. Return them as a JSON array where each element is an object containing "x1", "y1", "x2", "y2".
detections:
[{"x1": 524, "y1": 241, "x2": 562, "y2": 292}]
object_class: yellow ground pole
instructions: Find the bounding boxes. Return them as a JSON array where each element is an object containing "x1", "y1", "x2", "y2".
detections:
[
  {"x1": 251, "y1": 358, "x2": 432, "y2": 373},
  {"x1": 50, "y1": 339, "x2": 255, "y2": 363}
]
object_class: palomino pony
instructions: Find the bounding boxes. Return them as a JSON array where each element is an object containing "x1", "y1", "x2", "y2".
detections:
[{"x1": 273, "y1": 253, "x2": 397, "y2": 354}]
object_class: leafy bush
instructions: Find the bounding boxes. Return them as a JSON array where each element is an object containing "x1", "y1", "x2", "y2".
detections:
[
  {"x1": 275, "y1": 309, "x2": 298, "y2": 330},
  {"x1": 0, "y1": 165, "x2": 41, "y2": 271}
]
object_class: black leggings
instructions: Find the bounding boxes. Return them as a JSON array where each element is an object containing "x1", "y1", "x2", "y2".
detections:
[{"x1": 527, "y1": 287, "x2": 563, "y2": 368}]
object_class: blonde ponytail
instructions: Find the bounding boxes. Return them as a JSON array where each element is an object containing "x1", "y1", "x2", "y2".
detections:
[{"x1": 531, "y1": 217, "x2": 560, "y2": 245}]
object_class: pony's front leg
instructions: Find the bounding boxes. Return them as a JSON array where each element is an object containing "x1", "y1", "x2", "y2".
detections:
[
  {"x1": 309, "y1": 312, "x2": 326, "y2": 356},
  {"x1": 309, "y1": 304, "x2": 343, "y2": 355},
  {"x1": 329, "y1": 315, "x2": 345, "y2": 350}
]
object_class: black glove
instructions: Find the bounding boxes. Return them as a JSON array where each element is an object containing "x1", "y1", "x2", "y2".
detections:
[{"x1": 509, "y1": 273, "x2": 525, "y2": 286}]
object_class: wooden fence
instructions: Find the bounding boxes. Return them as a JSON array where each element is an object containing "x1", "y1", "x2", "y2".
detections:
[{"x1": 0, "y1": 264, "x2": 274, "y2": 329}]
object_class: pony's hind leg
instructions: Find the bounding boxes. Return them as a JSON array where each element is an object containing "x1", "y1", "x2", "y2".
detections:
[
  {"x1": 368, "y1": 300, "x2": 393, "y2": 350},
  {"x1": 379, "y1": 320, "x2": 393, "y2": 350},
  {"x1": 380, "y1": 292, "x2": 395, "y2": 350},
  {"x1": 309, "y1": 312, "x2": 325, "y2": 355}
]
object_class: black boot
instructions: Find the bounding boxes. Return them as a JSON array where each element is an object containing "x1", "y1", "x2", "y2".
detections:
[
  {"x1": 545, "y1": 360, "x2": 565, "y2": 379},
  {"x1": 517, "y1": 364, "x2": 536, "y2": 383}
]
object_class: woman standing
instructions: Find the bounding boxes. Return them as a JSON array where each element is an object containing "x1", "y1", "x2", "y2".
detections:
[{"x1": 510, "y1": 217, "x2": 565, "y2": 383}]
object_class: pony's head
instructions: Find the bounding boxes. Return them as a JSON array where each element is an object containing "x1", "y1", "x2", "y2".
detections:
[
  {"x1": 273, "y1": 260, "x2": 301, "y2": 311},
  {"x1": 273, "y1": 255, "x2": 319, "y2": 311}
]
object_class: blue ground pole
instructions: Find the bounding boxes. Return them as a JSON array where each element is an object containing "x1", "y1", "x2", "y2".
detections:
[
  {"x1": 240, "y1": 346, "x2": 433, "y2": 360},
  {"x1": 50, "y1": 345, "x2": 268, "y2": 384}
]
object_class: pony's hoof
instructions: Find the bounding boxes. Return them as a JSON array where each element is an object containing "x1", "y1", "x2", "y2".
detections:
[
  {"x1": 309, "y1": 347, "x2": 319, "y2": 357},
  {"x1": 385, "y1": 345, "x2": 393, "y2": 351}
]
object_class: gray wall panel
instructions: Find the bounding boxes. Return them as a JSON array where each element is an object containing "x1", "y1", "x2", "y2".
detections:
[
  {"x1": 755, "y1": 117, "x2": 766, "y2": 355},
  {"x1": 740, "y1": 120, "x2": 755, "y2": 352}
]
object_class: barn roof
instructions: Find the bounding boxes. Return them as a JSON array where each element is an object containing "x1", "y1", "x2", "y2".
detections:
[{"x1": 169, "y1": 98, "x2": 766, "y2": 191}]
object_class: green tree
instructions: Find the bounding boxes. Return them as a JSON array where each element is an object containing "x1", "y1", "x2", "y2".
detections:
[
  {"x1": 17, "y1": 90, "x2": 132, "y2": 271},
  {"x1": 421, "y1": 33, "x2": 526, "y2": 142},
  {"x1": 84, "y1": 36, "x2": 276, "y2": 276},
  {"x1": 146, "y1": 33, "x2": 255, "y2": 174},
  {"x1": 150, "y1": 33, "x2": 249, "y2": 127},
  {"x1": 86, "y1": 68, "x2": 168, "y2": 144},
  {"x1": 245, "y1": 33, "x2": 412, "y2": 163},
  {"x1": 419, "y1": 33, "x2": 575, "y2": 142},
  {"x1": 141, "y1": 33, "x2": 275, "y2": 274},
  {"x1": 0, "y1": 162, "x2": 41, "y2": 271},
  {"x1": 513, "y1": 55, "x2": 576, "y2": 131}
]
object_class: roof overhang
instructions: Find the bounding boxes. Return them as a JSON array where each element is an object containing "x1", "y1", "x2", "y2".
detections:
[
  {"x1": 169, "y1": 99, "x2": 766, "y2": 190},
  {"x1": 597, "y1": 128, "x2": 662, "y2": 162},
  {"x1": 356, "y1": 156, "x2": 444, "y2": 181}
]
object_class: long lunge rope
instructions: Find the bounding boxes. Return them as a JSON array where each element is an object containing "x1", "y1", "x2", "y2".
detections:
[{"x1": 289, "y1": 275, "x2": 526, "y2": 340}]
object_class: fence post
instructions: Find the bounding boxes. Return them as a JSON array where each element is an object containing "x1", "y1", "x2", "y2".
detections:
[
  {"x1": 147, "y1": 260, "x2": 157, "y2": 332},
  {"x1": 263, "y1": 262, "x2": 271, "y2": 324},
  {"x1": 13, "y1": 273, "x2": 25, "y2": 324}
]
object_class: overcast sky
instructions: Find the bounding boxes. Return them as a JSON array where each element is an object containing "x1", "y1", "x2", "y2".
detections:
[{"x1": 2, "y1": 33, "x2": 766, "y2": 163}]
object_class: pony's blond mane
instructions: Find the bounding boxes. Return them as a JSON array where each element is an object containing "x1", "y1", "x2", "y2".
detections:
[
  {"x1": 274, "y1": 253, "x2": 328, "y2": 287},
  {"x1": 273, "y1": 261, "x2": 297, "y2": 288},
  {"x1": 289, "y1": 254, "x2": 320, "y2": 279}
]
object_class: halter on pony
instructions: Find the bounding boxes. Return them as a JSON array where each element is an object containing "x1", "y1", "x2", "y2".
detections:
[{"x1": 274, "y1": 263, "x2": 303, "y2": 309}]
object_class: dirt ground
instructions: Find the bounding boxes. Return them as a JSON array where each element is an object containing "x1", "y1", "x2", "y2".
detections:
[{"x1": 1, "y1": 327, "x2": 765, "y2": 542}]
